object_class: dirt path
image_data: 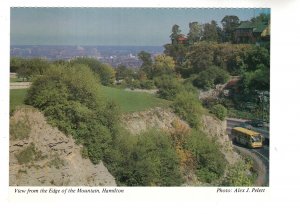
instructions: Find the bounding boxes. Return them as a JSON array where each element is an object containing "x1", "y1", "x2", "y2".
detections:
[{"x1": 10, "y1": 82, "x2": 31, "y2": 89}]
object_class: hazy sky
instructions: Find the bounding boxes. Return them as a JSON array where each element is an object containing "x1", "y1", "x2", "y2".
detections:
[{"x1": 11, "y1": 8, "x2": 270, "y2": 46}]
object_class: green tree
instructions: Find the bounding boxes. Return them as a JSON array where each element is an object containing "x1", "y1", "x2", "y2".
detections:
[
  {"x1": 14, "y1": 58, "x2": 49, "y2": 81},
  {"x1": 116, "y1": 64, "x2": 136, "y2": 82},
  {"x1": 138, "y1": 51, "x2": 153, "y2": 79},
  {"x1": 152, "y1": 54, "x2": 176, "y2": 77},
  {"x1": 221, "y1": 15, "x2": 240, "y2": 43},
  {"x1": 185, "y1": 42, "x2": 215, "y2": 74},
  {"x1": 193, "y1": 66, "x2": 229, "y2": 90},
  {"x1": 164, "y1": 43, "x2": 188, "y2": 66},
  {"x1": 244, "y1": 46, "x2": 270, "y2": 71},
  {"x1": 10, "y1": 57, "x2": 25, "y2": 73},
  {"x1": 202, "y1": 20, "x2": 220, "y2": 42},
  {"x1": 187, "y1": 22, "x2": 202, "y2": 44},
  {"x1": 251, "y1": 13, "x2": 270, "y2": 24},
  {"x1": 170, "y1": 24, "x2": 182, "y2": 44},
  {"x1": 71, "y1": 57, "x2": 116, "y2": 86},
  {"x1": 25, "y1": 63, "x2": 119, "y2": 164}
]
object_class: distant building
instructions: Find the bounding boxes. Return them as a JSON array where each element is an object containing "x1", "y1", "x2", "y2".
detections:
[
  {"x1": 234, "y1": 20, "x2": 270, "y2": 45},
  {"x1": 172, "y1": 34, "x2": 188, "y2": 45}
]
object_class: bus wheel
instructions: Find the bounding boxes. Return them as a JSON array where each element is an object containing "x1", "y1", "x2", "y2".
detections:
[{"x1": 233, "y1": 138, "x2": 237, "y2": 144}]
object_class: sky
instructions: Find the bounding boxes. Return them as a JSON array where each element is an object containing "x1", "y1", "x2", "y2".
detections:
[{"x1": 11, "y1": 8, "x2": 270, "y2": 46}]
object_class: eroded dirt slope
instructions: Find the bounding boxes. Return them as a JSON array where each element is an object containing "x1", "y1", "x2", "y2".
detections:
[{"x1": 9, "y1": 107, "x2": 116, "y2": 186}]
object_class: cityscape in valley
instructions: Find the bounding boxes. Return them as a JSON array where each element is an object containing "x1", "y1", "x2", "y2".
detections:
[
  {"x1": 10, "y1": 8, "x2": 270, "y2": 187},
  {"x1": 10, "y1": 45, "x2": 164, "y2": 68}
]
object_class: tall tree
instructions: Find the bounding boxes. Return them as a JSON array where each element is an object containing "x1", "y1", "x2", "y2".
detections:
[
  {"x1": 170, "y1": 24, "x2": 182, "y2": 44},
  {"x1": 202, "y1": 20, "x2": 220, "y2": 42},
  {"x1": 251, "y1": 13, "x2": 270, "y2": 24},
  {"x1": 221, "y1": 15, "x2": 240, "y2": 43},
  {"x1": 187, "y1": 22, "x2": 202, "y2": 44},
  {"x1": 138, "y1": 51, "x2": 153, "y2": 79}
]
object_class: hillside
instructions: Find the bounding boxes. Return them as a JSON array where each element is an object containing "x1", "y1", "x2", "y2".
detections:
[
  {"x1": 10, "y1": 107, "x2": 116, "y2": 186},
  {"x1": 10, "y1": 105, "x2": 242, "y2": 186}
]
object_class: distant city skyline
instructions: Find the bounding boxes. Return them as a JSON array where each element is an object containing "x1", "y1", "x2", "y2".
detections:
[{"x1": 11, "y1": 8, "x2": 270, "y2": 46}]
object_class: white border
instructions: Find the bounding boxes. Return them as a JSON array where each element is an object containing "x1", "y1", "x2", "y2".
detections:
[{"x1": 1, "y1": 0, "x2": 300, "y2": 213}]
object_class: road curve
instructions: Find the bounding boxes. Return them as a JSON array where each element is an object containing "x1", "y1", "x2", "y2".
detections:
[{"x1": 226, "y1": 118, "x2": 269, "y2": 186}]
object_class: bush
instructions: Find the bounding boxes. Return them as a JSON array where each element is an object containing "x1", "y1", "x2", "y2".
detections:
[
  {"x1": 193, "y1": 66, "x2": 229, "y2": 90},
  {"x1": 186, "y1": 130, "x2": 227, "y2": 183},
  {"x1": 127, "y1": 79, "x2": 155, "y2": 90},
  {"x1": 25, "y1": 64, "x2": 119, "y2": 164},
  {"x1": 10, "y1": 117, "x2": 31, "y2": 140},
  {"x1": 222, "y1": 160, "x2": 256, "y2": 186},
  {"x1": 71, "y1": 57, "x2": 116, "y2": 86},
  {"x1": 211, "y1": 104, "x2": 227, "y2": 120},
  {"x1": 13, "y1": 58, "x2": 50, "y2": 81},
  {"x1": 155, "y1": 75, "x2": 183, "y2": 100},
  {"x1": 15, "y1": 143, "x2": 45, "y2": 164},
  {"x1": 139, "y1": 79, "x2": 155, "y2": 89},
  {"x1": 113, "y1": 129, "x2": 183, "y2": 186},
  {"x1": 171, "y1": 91, "x2": 203, "y2": 128}
]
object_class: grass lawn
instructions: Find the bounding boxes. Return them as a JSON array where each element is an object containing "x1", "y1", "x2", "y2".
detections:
[
  {"x1": 10, "y1": 77, "x2": 25, "y2": 83},
  {"x1": 102, "y1": 86, "x2": 171, "y2": 113},
  {"x1": 9, "y1": 87, "x2": 170, "y2": 114},
  {"x1": 10, "y1": 89, "x2": 28, "y2": 112}
]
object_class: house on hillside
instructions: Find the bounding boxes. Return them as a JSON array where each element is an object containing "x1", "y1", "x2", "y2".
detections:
[
  {"x1": 172, "y1": 34, "x2": 188, "y2": 45},
  {"x1": 234, "y1": 20, "x2": 270, "y2": 45}
]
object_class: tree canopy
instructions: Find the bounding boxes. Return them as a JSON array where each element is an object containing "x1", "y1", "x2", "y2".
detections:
[
  {"x1": 221, "y1": 15, "x2": 240, "y2": 42},
  {"x1": 187, "y1": 22, "x2": 202, "y2": 44}
]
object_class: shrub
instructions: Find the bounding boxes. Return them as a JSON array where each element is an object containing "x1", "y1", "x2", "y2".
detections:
[
  {"x1": 155, "y1": 75, "x2": 183, "y2": 100},
  {"x1": 211, "y1": 104, "x2": 228, "y2": 120},
  {"x1": 71, "y1": 57, "x2": 116, "y2": 86},
  {"x1": 186, "y1": 130, "x2": 227, "y2": 183},
  {"x1": 139, "y1": 79, "x2": 155, "y2": 89},
  {"x1": 114, "y1": 129, "x2": 183, "y2": 186},
  {"x1": 15, "y1": 143, "x2": 44, "y2": 164},
  {"x1": 171, "y1": 91, "x2": 203, "y2": 128},
  {"x1": 25, "y1": 64, "x2": 119, "y2": 165},
  {"x1": 222, "y1": 160, "x2": 256, "y2": 186},
  {"x1": 193, "y1": 66, "x2": 229, "y2": 90},
  {"x1": 10, "y1": 117, "x2": 31, "y2": 140},
  {"x1": 13, "y1": 58, "x2": 50, "y2": 81},
  {"x1": 48, "y1": 155, "x2": 65, "y2": 169}
]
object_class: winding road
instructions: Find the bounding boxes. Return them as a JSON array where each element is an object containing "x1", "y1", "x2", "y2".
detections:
[{"x1": 226, "y1": 118, "x2": 269, "y2": 186}]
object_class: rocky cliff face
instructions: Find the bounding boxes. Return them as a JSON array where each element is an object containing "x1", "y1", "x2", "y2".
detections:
[
  {"x1": 9, "y1": 107, "x2": 116, "y2": 186},
  {"x1": 200, "y1": 115, "x2": 240, "y2": 165},
  {"x1": 10, "y1": 106, "x2": 240, "y2": 186},
  {"x1": 121, "y1": 107, "x2": 189, "y2": 135},
  {"x1": 122, "y1": 107, "x2": 240, "y2": 165}
]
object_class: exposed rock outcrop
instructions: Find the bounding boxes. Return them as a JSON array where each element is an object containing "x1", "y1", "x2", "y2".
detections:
[
  {"x1": 9, "y1": 107, "x2": 116, "y2": 186},
  {"x1": 121, "y1": 107, "x2": 189, "y2": 135},
  {"x1": 122, "y1": 107, "x2": 240, "y2": 165}
]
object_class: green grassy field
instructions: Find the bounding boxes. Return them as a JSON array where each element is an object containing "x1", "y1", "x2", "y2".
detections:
[
  {"x1": 9, "y1": 87, "x2": 170, "y2": 113},
  {"x1": 10, "y1": 77, "x2": 25, "y2": 82},
  {"x1": 10, "y1": 89, "x2": 28, "y2": 112},
  {"x1": 102, "y1": 86, "x2": 170, "y2": 112}
]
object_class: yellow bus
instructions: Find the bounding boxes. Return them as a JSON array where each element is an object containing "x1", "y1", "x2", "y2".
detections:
[{"x1": 231, "y1": 127, "x2": 263, "y2": 148}]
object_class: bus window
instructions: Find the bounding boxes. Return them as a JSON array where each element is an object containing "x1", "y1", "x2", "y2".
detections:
[{"x1": 251, "y1": 135, "x2": 261, "y2": 142}]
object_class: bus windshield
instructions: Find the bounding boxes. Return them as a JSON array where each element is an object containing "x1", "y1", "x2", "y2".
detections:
[{"x1": 251, "y1": 135, "x2": 261, "y2": 142}]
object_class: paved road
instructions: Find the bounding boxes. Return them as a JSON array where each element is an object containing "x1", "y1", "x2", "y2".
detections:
[{"x1": 226, "y1": 118, "x2": 269, "y2": 186}]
